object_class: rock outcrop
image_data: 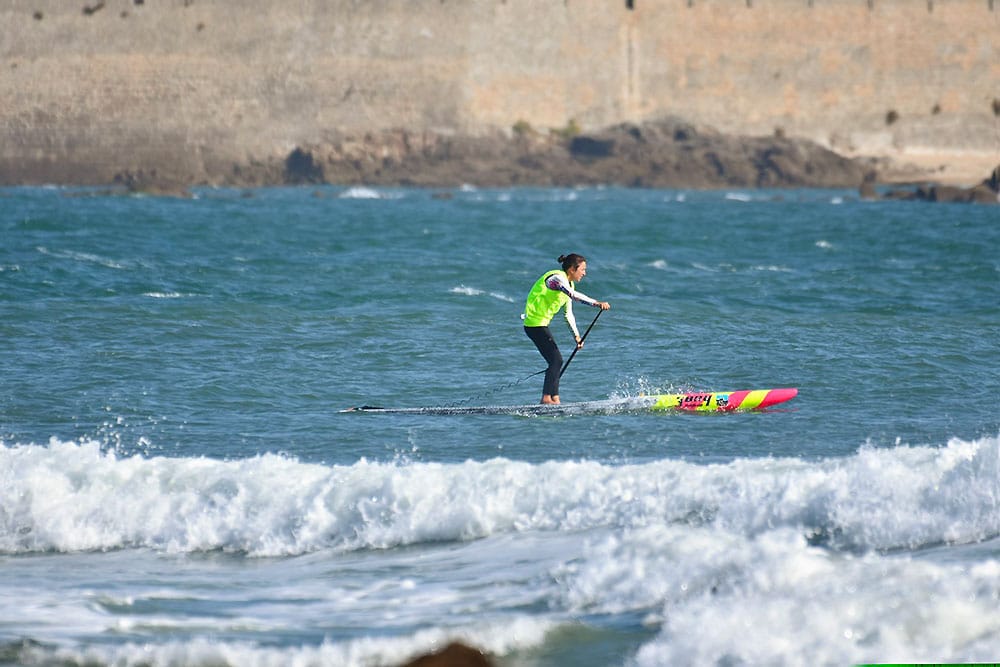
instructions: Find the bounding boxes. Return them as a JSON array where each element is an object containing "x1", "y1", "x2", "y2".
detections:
[
  {"x1": 863, "y1": 164, "x2": 1000, "y2": 205},
  {"x1": 399, "y1": 641, "x2": 493, "y2": 667},
  {"x1": 111, "y1": 117, "x2": 863, "y2": 192}
]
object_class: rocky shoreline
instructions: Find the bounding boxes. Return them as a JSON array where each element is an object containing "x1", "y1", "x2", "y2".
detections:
[
  {"x1": 18, "y1": 116, "x2": 997, "y2": 204},
  {"x1": 95, "y1": 117, "x2": 869, "y2": 197},
  {"x1": 285, "y1": 118, "x2": 867, "y2": 191}
]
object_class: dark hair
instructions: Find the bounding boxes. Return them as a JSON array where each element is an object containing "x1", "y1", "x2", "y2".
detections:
[{"x1": 558, "y1": 253, "x2": 586, "y2": 271}]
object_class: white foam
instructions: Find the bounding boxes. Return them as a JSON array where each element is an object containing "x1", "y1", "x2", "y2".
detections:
[
  {"x1": 337, "y1": 186, "x2": 383, "y2": 199},
  {"x1": 597, "y1": 527, "x2": 1000, "y2": 665},
  {"x1": 16, "y1": 617, "x2": 553, "y2": 667},
  {"x1": 449, "y1": 285, "x2": 515, "y2": 302},
  {"x1": 36, "y1": 245, "x2": 128, "y2": 269},
  {"x1": 449, "y1": 285, "x2": 484, "y2": 296},
  {"x1": 4, "y1": 436, "x2": 1000, "y2": 664},
  {"x1": 2, "y1": 434, "x2": 999, "y2": 557},
  {"x1": 143, "y1": 291, "x2": 187, "y2": 298}
]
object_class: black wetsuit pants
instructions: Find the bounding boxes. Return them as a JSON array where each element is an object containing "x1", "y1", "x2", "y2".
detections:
[{"x1": 524, "y1": 326, "x2": 563, "y2": 397}]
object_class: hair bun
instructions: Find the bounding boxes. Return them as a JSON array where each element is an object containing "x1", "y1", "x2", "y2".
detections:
[{"x1": 557, "y1": 254, "x2": 567, "y2": 263}]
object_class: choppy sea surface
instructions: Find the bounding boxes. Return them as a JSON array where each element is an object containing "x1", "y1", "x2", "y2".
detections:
[{"x1": 2, "y1": 185, "x2": 999, "y2": 666}]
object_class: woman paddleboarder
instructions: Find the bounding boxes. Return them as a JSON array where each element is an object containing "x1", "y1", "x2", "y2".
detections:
[{"x1": 522, "y1": 253, "x2": 611, "y2": 405}]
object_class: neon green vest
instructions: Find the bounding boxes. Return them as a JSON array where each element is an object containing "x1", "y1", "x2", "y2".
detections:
[{"x1": 523, "y1": 269, "x2": 570, "y2": 327}]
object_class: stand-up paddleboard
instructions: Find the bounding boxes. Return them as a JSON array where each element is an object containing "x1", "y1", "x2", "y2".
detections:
[{"x1": 342, "y1": 388, "x2": 797, "y2": 416}]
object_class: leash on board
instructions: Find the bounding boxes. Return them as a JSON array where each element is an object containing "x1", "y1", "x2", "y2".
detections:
[{"x1": 445, "y1": 369, "x2": 545, "y2": 408}]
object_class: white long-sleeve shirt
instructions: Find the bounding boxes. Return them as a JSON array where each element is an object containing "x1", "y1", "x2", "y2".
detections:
[{"x1": 543, "y1": 272, "x2": 600, "y2": 340}]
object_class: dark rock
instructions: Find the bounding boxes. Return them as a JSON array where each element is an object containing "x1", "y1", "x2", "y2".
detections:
[
  {"x1": 864, "y1": 164, "x2": 999, "y2": 204},
  {"x1": 112, "y1": 169, "x2": 192, "y2": 198},
  {"x1": 983, "y1": 164, "x2": 1000, "y2": 191},
  {"x1": 969, "y1": 184, "x2": 999, "y2": 204},
  {"x1": 285, "y1": 147, "x2": 324, "y2": 185},
  {"x1": 569, "y1": 135, "x2": 615, "y2": 159},
  {"x1": 929, "y1": 185, "x2": 969, "y2": 203},
  {"x1": 400, "y1": 641, "x2": 493, "y2": 667},
  {"x1": 880, "y1": 188, "x2": 917, "y2": 201},
  {"x1": 859, "y1": 170, "x2": 878, "y2": 200}
]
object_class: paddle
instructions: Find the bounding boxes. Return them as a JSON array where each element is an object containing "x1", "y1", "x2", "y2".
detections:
[{"x1": 559, "y1": 308, "x2": 603, "y2": 378}]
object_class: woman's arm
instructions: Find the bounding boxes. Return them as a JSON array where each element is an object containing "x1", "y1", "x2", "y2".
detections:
[{"x1": 544, "y1": 273, "x2": 600, "y2": 307}]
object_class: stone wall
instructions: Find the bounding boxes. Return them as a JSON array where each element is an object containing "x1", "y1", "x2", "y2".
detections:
[{"x1": 1, "y1": 0, "x2": 997, "y2": 185}]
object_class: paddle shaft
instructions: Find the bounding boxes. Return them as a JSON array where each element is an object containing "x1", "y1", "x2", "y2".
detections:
[{"x1": 559, "y1": 308, "x2": 603, "y2": 378}]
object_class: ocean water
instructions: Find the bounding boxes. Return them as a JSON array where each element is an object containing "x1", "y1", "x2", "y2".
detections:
[{"x1": 1, "y1": 185, "x2": 999, "y2": 666}]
